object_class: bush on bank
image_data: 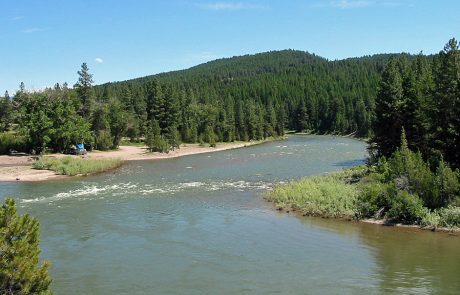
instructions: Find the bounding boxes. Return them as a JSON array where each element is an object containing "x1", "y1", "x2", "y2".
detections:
[
  {"x1": 266, "y1": 138, "x2": 460, "y2": 228},
  {"x1": 33, "y1": 156, "x2": 124, "y2": 176}
]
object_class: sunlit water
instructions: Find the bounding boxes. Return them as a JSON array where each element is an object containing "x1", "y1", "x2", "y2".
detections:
[{"x1": 1, "y1": 135, "x2": 459, "y2": 294}]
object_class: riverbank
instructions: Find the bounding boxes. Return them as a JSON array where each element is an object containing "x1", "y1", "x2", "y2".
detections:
[
  {"x1": 292, "y1": 131, "x2": 369, "y2": 142},
  {"x1": 0, "y1": 139, "x2": 276, "y2": 182},
  {"x1": 266, "y1": 166, "x2": 460, "y2": 233}
]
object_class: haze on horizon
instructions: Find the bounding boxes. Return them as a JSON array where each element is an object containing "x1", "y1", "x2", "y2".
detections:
[{"x1": 1, "y1": 0, "x2": 459, "y2": 93}]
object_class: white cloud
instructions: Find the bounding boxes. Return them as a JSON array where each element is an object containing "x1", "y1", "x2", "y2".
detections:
[
  {"x1": 11, "y1": 16, "x2": 25, "y2": 21},
  {"x1": 380, "y1": 1, "x2": 404, "y2": 7},
  {"x1": 22, "y1": 27, "x2": 41, "y2": 33},
  {"x1": 95, "y1": 58, "x2": 104, "y2": 64},
  {"x1": 314, "y1": 0, "x2": 409, "y2": 9},
  {"x1": 197, "y1": 2, "x2": 265, "y2": 11},
  {"x1": 330, "y1": 0, "x2": 373, "y2": 9}
]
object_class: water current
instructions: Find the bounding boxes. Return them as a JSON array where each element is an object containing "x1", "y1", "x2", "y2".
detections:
[{"x1": 1, "y1": 135, "x2": 458, "y2": 294}]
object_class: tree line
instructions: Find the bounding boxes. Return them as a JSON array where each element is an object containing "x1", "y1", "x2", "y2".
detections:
[
  {"x1": 1, "y1": 50, "x2": 393, "y2": 154},
  {"x1": 100, "y1": 50, "x2": 390, "y2": 139},
  {"x1": 366, "y1": 38, "x2": 460, "y2": 224},
  {"x1": 371, "y1": 38, "x2": 460, "y2": 170}
]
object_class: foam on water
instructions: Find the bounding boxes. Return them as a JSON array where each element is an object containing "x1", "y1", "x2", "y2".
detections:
[{"x1": 20, "y1": 180, "x2": 275, "y2": 204}]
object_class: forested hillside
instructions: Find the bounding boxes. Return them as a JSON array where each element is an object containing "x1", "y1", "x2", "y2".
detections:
[
  {"x1": 1, "y1": 49, "x2": 412, "y2": 154},
  {"x1": 268, "y1": 39, "x2": 460, "y2": 228},
  {"x1": 98, "y1": 50, "x2": 392, "y2": 140}
]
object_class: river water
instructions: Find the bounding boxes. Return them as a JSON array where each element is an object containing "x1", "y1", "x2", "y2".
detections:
[{"x1": 1, "y1": 135, "x2": 459, "y2": 294}]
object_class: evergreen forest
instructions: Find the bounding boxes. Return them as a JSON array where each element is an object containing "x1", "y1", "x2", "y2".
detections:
[
  {"x1": 268, "y1": 38, "x2": 460, "y2": 228},
  {"x1": 0, "y1": 39, "x2": 459, "y2": 172},
  {"x1": 0, "y1": 49, "x2": 392, "y2": 154}
]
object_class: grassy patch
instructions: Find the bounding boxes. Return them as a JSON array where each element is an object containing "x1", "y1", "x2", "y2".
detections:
[
  {"x1": 422, "y1": 206, "x2": 460, "y2": 228},
  {"x1": 266, "y1": 165, "x2": 460, "y2": 229},
  {"x1": 33, "y1": 156, "x2": 124, "y2": 176},
  {"x1": 266, "y1": 168, "x2": 365, "y2": 219}
]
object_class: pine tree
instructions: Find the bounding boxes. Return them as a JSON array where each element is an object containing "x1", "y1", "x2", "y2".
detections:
[
  {"x1": 0, "y1": 91, "x2": 12, "y2": 131},
  {"x1": 331, "y1": 96, "x2": 347, "y2": 133},
  {"x1": 74, "y1": 63, "x2": 94, "y2": 117},
  {"x1": 372, "y1": 57, "x2": 405, "y2": 157},
  {"x1": 296, "y1": 100, "x2": 309, "y2": 132},
  {"x1": 354, "y1": 97, "x2": 369, "y2": 137},
  {"x1": 146, "y1": 79, "x2": 163, "y2": 124},
  {"x1": 108, "y1": 99, "x2": 128, "y2": 149},
  {"x1": 145, "y1": 119, "x2": 169, "y2": 153},
  {"x1": 167, "y1": 124, "x2": 181, "y2": 151},
  {"x1": 224, "y1": 95, "x2": 236, "y2": 142},
  {"x1": 92, "y1": 105, "x2": 112, "y2": 151},
  {"x1": 0, "y1": 198, "x2": 52, "y2": 295},
  {"x1": 162, "y1": 86, "x2": 179, "y2": 133},
  {"x1": 432, "y1": 38, "x2": 460, "y2": 168},
  {"x1": 264, "y1": 103, "x2": 277, "y2": 137},
  {"x1": 245, "y1": 99, "x2": 258, "y2": 140},
  {"x1": 275, "y1": 104, "x2": 285, "y2": 136},
  {"x1": 400, "y1": 56, "x2": 427, "y2": 154},
  {"x1": 205, "y1": 125, "x2": 216, "y2": 147}
]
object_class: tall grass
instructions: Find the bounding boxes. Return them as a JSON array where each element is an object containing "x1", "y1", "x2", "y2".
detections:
[
  {"x1": 266, "y1": 169, "x2": 363, "y2": 219},
  {"x1": 267, "y1": 165, "x2": 460, "y2": 229},
  {"x1": 422, "y1": 206, "x2": 460, "y2": 228},
  {"x1": 33, "y1": 156, "x2": 124, "y2": 176}
]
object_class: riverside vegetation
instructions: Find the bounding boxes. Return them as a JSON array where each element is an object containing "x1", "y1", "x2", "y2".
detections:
[
  {"x1": 267, "y1": 38, "x2": 460, "y2": 229},
  {"x1": 266, "y1": 133, "x2": 460, "y2": 228},
  {"x1": 32, "y1": 157, "x2": 124, "y2": 176}
]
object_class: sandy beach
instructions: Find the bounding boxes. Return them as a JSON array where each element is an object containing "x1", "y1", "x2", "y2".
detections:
[{"x1": 0, "y1": 141, "x2": 266, "y2": 182}]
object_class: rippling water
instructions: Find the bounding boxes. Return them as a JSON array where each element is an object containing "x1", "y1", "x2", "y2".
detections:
[{"x1": 1, "y1": 135, "x2": 459, "y2": 295}]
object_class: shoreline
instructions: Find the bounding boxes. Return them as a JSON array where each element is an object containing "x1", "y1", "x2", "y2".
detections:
[
  {"x1": 0, "y1": 138, "x2": 280, "y2": 182},
  {"x1": 274, "y1": 206, "x2": 460, "y2": 235},
  {"x1": 292, "y1": 132, "x2": 369, "y2": 142},
  {"x1": 265, "y1": 166, "x2": 460, "y2": 235}
]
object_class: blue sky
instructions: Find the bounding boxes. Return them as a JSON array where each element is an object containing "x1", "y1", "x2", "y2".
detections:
[{"x1": 1, "y1": 0, "x2": 459, "y2": 93}]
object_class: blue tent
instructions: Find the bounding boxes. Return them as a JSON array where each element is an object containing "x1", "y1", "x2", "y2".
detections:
[{"x1": 76, "y1": 143, "x2": 84, "y2": 150}]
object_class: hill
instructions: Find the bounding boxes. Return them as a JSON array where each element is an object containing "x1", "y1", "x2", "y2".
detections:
[
  {"x1": 95, "y1": 50, "x2": 401, "y2": 141},
  {"x1": 0, "y1": 50, "x2": 416, "y2": 155}
]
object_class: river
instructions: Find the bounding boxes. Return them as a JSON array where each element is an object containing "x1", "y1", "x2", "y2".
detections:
[{"x1": 1, "y1": 135, "x2": 459, "y2": 294}]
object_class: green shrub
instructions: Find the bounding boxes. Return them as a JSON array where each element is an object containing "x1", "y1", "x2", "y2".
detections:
[
  {"x1": 266, "y1": 171, "x2": 359, "y2": 219},
  {"x1": 437, "y1": 206, "x2": 460, "y2": 228},
  {"x1": 435, "y1": 160, "x2": 460, "y2": 207},
  {"x1": 359, "y1": 177, "x2": 429, "y2": 224},
  {"x1": 0, "y1": 133, "x2": 28, "y2": 154},
  {"x1": 421, "y1": 211, "x2": 441, "y2": 228},
  {"x1": 94, "y1": 131, "x2": 113, "y2": 151},
  {"x1": 146, "y1": 136, "x2": 169, "y2": 153},
  {"x1": 376, "y1": 139, "x2": 460, "y2": 209},
  {"x1": 386, "y1": 190, "x2": 428, "y2": 224},
  {"x1": 357, "y1": 181, "x2": 394, "y2": 218},
  {"x1": 422, "y1": 206, "x2": 460, "y2": 228},
  {"x1": 387, "y1": 146, "x2": 438, "y2": 208}
]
